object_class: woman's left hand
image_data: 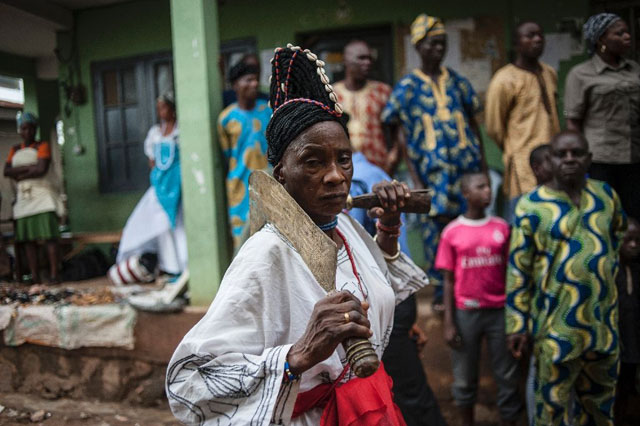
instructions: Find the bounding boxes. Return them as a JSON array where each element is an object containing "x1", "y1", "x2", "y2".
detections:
[
  {"x1": 409, "y1": 323, "x2": 428, "y2": 353},
  {"x1": 368, "y1": 180, "x2": 411, "y2": 225}
]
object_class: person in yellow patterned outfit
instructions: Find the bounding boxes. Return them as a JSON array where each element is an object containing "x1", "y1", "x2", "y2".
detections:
[
  {"x1": 217, "y1": 61, "x2": 272, "y2": 249},
  {"x1": 505, "y1": 131, "x2": 626, "y2": 426}
]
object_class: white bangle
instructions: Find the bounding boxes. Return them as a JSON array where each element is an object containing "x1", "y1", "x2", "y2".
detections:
[{"x1": 373, "y1": 234, "x2": 401, "y2": 261}]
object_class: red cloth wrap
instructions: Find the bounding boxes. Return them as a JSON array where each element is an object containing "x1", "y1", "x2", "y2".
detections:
[{"x1": 292, "y1": 362, "x2": 406, "y2": 426}]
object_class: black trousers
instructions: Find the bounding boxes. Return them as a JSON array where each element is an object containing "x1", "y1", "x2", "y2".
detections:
[
  {"x1": 589, "y1": 162, "x2": 640, "y2": 221},
  {"x1": 382, "y1": 295, "x2": 447, "y2": 426}
]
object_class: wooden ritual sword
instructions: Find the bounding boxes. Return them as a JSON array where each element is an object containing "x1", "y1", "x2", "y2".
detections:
[{"x1": 249, "y1": 170, "x2": 431, "y2": 378}]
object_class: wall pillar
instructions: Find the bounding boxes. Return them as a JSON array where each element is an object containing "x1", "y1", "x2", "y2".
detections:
[{"x1": 170, "y1": 0, "x2": 230, "y2": 305}]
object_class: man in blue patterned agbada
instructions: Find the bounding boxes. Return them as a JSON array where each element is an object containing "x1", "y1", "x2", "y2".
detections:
[
  {"x1": 506, "y1": 131, "x2": 626, "y2": 426},
  {"x1": 218, "y1": 62, "x2": 272, "y2": 250},
  {"x1": 382, "y1": 14, "x2": 486, "y2": 306}
]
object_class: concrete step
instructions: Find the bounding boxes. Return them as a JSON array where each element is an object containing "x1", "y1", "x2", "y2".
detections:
[{"x1": 0, "y1": 308, "x2": 205, "y2": 406}]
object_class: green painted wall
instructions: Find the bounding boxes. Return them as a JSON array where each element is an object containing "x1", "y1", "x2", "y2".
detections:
[
  {"x1": 219, "y1": 0, "x2": 512, "y2": 48},
  {"x1": 60, "y1": 0, "x2": 590, "y2": 233},
  {"x1": 217, "y1": 0, "x2": 588, "y2": 68},
  {"x1": 58, "y1": 0, "x2": 173, "y2": 232},
  {"x1": 217, "y1": 0, "x2": 589, "y2": 173}
]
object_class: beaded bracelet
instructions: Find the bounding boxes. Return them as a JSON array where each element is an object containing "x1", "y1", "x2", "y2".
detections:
[
  {"x1": 373, "y1": 234, "x2": 402, "y2": 261},
  {"x1": 376, "y1": 229, "x2": 401, "y2": 238},
  {"x1": 376, "y1": 220, "x2": 402, "y2": 236},
  {"x1": 284, "y1": 361, "x2": 300, "y2": 382}
]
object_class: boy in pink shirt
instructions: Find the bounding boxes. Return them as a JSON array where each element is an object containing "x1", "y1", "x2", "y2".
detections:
[{"x1": 435, "y1": 172, "x2": 522, "y2": 426}]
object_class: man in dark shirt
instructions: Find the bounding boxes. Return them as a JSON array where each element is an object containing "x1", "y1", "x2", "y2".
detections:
[{"x1": 615, "y1": 217, "x2": 640, "y2": 424}]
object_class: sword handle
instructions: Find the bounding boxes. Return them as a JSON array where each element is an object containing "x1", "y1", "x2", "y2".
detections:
[
  {"x1": 346, "y1": 189, "x2": 433, "y2": 214},
  {"x1": 343, "y1": 337, "x2": 380, "y2": 378}
]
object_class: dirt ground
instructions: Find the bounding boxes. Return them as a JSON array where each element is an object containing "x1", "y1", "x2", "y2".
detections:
[
  {"x1": 0, "y1": 393, "x2": 178, "y2": 426},
  {"x1": 416, "y1": 299, "x2": 507, "y2": 426}
]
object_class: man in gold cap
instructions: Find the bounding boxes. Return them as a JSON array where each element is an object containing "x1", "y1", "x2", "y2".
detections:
[{"x1": 382, "y1": 14, "x2": 486, "y2": 313}]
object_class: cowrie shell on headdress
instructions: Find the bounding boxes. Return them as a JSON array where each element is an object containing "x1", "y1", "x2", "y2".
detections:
[
  {"x1": 291, "y1": 45, "x2": 301, "y2": 51},
  {"x1": 320, "y1": 73, "x2": 330, "y2": 84},
  {"x1": 281, "y1": 83, "x2": 286, "y2": 92},
  {"x1": 286, "y1": 43, "x2": 293, "y2": 48},
  {"x1": 335, "y1": 103, "x2": 343, "y2": 114},
  {"x1": 316, "y1": 67, "x2": 323, "y2": 77},
  {"x1": 306, "y1": 52, "x2": 318, "y2": 61},
  {"x1": 315, "y1": 60, "x2": 325, "y2": 67},
  {"x1": 329, "y1": 92, "x2": 338, "y2": 102},
  {"x1": 324, "y1": 84, "x2": 333, "y2": 93}
]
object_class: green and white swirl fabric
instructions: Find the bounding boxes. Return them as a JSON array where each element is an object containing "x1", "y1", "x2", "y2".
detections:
[{"x1": 505, "y1": 179, "x2": 627, "y2": 363}]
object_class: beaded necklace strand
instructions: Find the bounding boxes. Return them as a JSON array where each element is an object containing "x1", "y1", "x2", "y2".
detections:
[
  {"x1": 318, "y1": 217, "x2": 338, "y2": 232},
  {"x1": 335, "y1": 228, "x2": 367, "y2": 301}
]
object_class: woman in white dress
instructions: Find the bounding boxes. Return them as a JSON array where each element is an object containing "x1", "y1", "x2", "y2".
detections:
[
  {"x1": 166, "y1": 45, "x2": 429, "y2": 425},
  {"x1": 116, "y1": 93, "x2": 187, "y2": 275}
]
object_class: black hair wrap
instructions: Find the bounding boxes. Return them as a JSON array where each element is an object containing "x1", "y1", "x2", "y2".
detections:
[
  {"x1": 229, "y1": 62, "x2": 259, "y2": 84},
  {"x1": 266, "y1": 46, "x2": 347, "y2": 166}
]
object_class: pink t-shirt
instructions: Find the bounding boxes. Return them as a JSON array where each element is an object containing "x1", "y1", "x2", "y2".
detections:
[{"x1": 435, "y1": 216, "x2": 510, "y2": 310}]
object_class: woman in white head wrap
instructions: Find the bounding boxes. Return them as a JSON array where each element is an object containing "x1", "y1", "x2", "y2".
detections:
[{"x1": 4, "y1": 112, "x2": 64, "y2": 283}]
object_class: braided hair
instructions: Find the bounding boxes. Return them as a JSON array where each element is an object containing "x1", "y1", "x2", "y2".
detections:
[
  {"x1": 266, "y1": 44, "x2": 347, "y2": 166},
  {"x1": 229, "y1": 62, "x2": 260, "y2": 84}
]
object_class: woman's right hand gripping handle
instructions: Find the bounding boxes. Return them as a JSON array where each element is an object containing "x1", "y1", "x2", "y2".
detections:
[{"x1": 286, "y1": 290, "x2": 373, "y2": 376}]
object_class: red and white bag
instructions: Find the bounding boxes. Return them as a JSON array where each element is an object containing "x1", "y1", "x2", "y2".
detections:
[{"x1": 108, "y1": 253, "x2": 156, "y2": 285}]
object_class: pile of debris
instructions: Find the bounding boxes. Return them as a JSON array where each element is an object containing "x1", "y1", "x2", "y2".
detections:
[
  {"x1": 0, "y1": 285, "x2": 116, "y2": 306},
  {"x1": 0, "y1": 404, "x2": 52, "y2": 423}
]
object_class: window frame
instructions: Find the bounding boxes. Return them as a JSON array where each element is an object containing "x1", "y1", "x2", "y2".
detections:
[{"x1": 92, "y1": 51, "x2": 173, "y2": 193}]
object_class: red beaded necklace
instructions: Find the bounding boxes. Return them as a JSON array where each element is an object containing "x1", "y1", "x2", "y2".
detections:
[{"x1": 335, "y1": 228, "x2": 367, "y2": 301}]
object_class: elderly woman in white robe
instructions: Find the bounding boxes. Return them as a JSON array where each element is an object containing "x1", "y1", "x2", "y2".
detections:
[{"x1": 166, "y1": 45, "x2": 429, "y2": 426}]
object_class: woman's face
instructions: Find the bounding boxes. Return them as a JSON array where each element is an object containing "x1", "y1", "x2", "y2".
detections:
[
  {"x1": 157, "y1": 100, "x2": 175, "y2": 122},
  {"x1": 599, "y1": 20, "x2": 631, "y2": 57},
  {"x1": 233, "y1": 73, "x2": 259, "y2": 102},
  {"x1": 19, "y1": 123, "x2": 36, "y2": 143},
  {"x1": 274, "y1": 121, "x2": 353, "y2": 225}
]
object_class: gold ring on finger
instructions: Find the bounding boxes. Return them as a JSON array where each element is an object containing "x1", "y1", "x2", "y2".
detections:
[{"x1": 344, "y1": 312, "x2": 350, "y2": 323}]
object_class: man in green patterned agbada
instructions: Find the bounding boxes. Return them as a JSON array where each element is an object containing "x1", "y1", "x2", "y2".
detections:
[{"x1": 505, "y1": 131, "x2": 626, "y2": 425}]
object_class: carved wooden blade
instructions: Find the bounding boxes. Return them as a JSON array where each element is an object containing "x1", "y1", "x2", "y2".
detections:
[{"x1": 249, "y1": 170, "x2": 337, "y2": 292}]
